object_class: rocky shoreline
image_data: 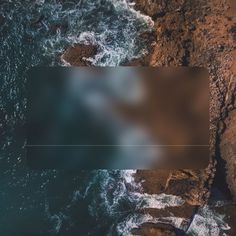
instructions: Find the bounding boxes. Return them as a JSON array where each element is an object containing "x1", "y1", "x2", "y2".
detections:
[
  {"x1": 133, "y1": 0, "x2": 236, "y2": 234},
  {"x1": 61, "y1": 0, "x2": 236, "y2": 235},
  {"x1": 130, "y1": 0, "x2": 236, "y2": 200}
]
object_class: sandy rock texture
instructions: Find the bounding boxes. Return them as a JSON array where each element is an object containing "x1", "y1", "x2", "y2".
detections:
[
  {"x1": 131, "y1": 0, "x2": 236, "y2": 204},
  {"x1": 130, "y1": 0, "x2": 236, "y2": 234}
]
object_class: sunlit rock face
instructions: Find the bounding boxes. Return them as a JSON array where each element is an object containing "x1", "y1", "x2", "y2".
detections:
[{"x1": 129, "y1": 0, "x2": 236, "y2": 234}]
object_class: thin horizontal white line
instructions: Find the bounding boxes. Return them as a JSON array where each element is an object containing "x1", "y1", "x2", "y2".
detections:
[{"x1": 26, "y1": 144, "x2": 209, "y2": 147}]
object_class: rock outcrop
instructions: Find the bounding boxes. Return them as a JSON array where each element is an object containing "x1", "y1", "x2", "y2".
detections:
[
  {"x1": 60, "y1": 0, "x2": 236, "y2": 234},
  {"x1": 131, "y1": 0, "x2": 236, "y2": 203},
  {"x1": 61, "y1": 43, "x2": 97, "y2": 66},
  {"x1": 131, "y1": 223, "x2": 179, "y2": 236},
  {"x1": 131, "y1": 0, "x2": 236, "y2": 234}
]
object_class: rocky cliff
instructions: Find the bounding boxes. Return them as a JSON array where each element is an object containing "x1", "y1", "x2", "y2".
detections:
[
  {"x1": 130, "y1": 0, "x2": 236, "y2": 202},
  {"x1": 61, "y1": 0, "x2": 236, "y2": 234}
]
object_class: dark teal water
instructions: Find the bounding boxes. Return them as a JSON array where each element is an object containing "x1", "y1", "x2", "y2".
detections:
[{"x1": 0, "y1": 1, "x2": 154, "y2": 235}]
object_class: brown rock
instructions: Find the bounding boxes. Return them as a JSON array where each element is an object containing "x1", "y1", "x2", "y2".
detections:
[
  {"x1": 220, "y1": 107, "x2": 236, "y2": 201},
  {"x1": 131, "y1": 223, "x2": 177, "y2": 236},
  {"x1": 138, "y1": 203, "x2": 197, "y2": 219},
  {"x1": 131, "y1": 0, "x2": 236, "y2": 233},
  {"x1": 133, "y1": 0, "x2": 236, "y2": 204},
  {"x1": 60, "y1": 0, "x2": 236, "y2": 233},
  {"x1": 61, "y1": 44, "x2": 97, "y2": 66}
]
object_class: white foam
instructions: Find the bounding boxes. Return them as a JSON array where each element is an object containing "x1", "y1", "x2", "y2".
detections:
[
  {"x1": 110, "y1": 0, "x2": 154, "y2": 27},
  {"x1": 134, "y1": 192, "x2": 185, "y2": 209},
  {"x1": 116, "y1": 213, "x2": 186, "y2": 236},
  {"x1": 187, "y1": 205, "x2": 230, "y2": 236},
  {"x1": 108, "y1": 170, "x2": 187, "y2": 235},
  {"x1": 56, "y1": 0, "x2": 155, "y2": 66},
  {"x1": 116, "y1": 213, "x2": 155, "y2": 236},
  {"x1": 45, "y1": 202, "x2": 68, "y2": 233}
]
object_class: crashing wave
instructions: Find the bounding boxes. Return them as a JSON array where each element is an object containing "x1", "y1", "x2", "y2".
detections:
[
  {"x1": 187, "y1": 205, "x2": 230, "y2": 236},
  {"x1": 39, "y1": 0, "x2": 155, "y2": 66},
  {"x1": 115, "y1": 213, "x2": 186, "y2": 236}
]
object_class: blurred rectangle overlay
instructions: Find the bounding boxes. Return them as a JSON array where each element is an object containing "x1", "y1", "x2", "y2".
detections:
[{"x1": 26, "y1": 67, "x2": 209, "y2": 169}]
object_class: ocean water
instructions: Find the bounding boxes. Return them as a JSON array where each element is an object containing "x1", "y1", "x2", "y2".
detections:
[{"x1": 0, "y1": 0, "x2": 231, "y2": 235}]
